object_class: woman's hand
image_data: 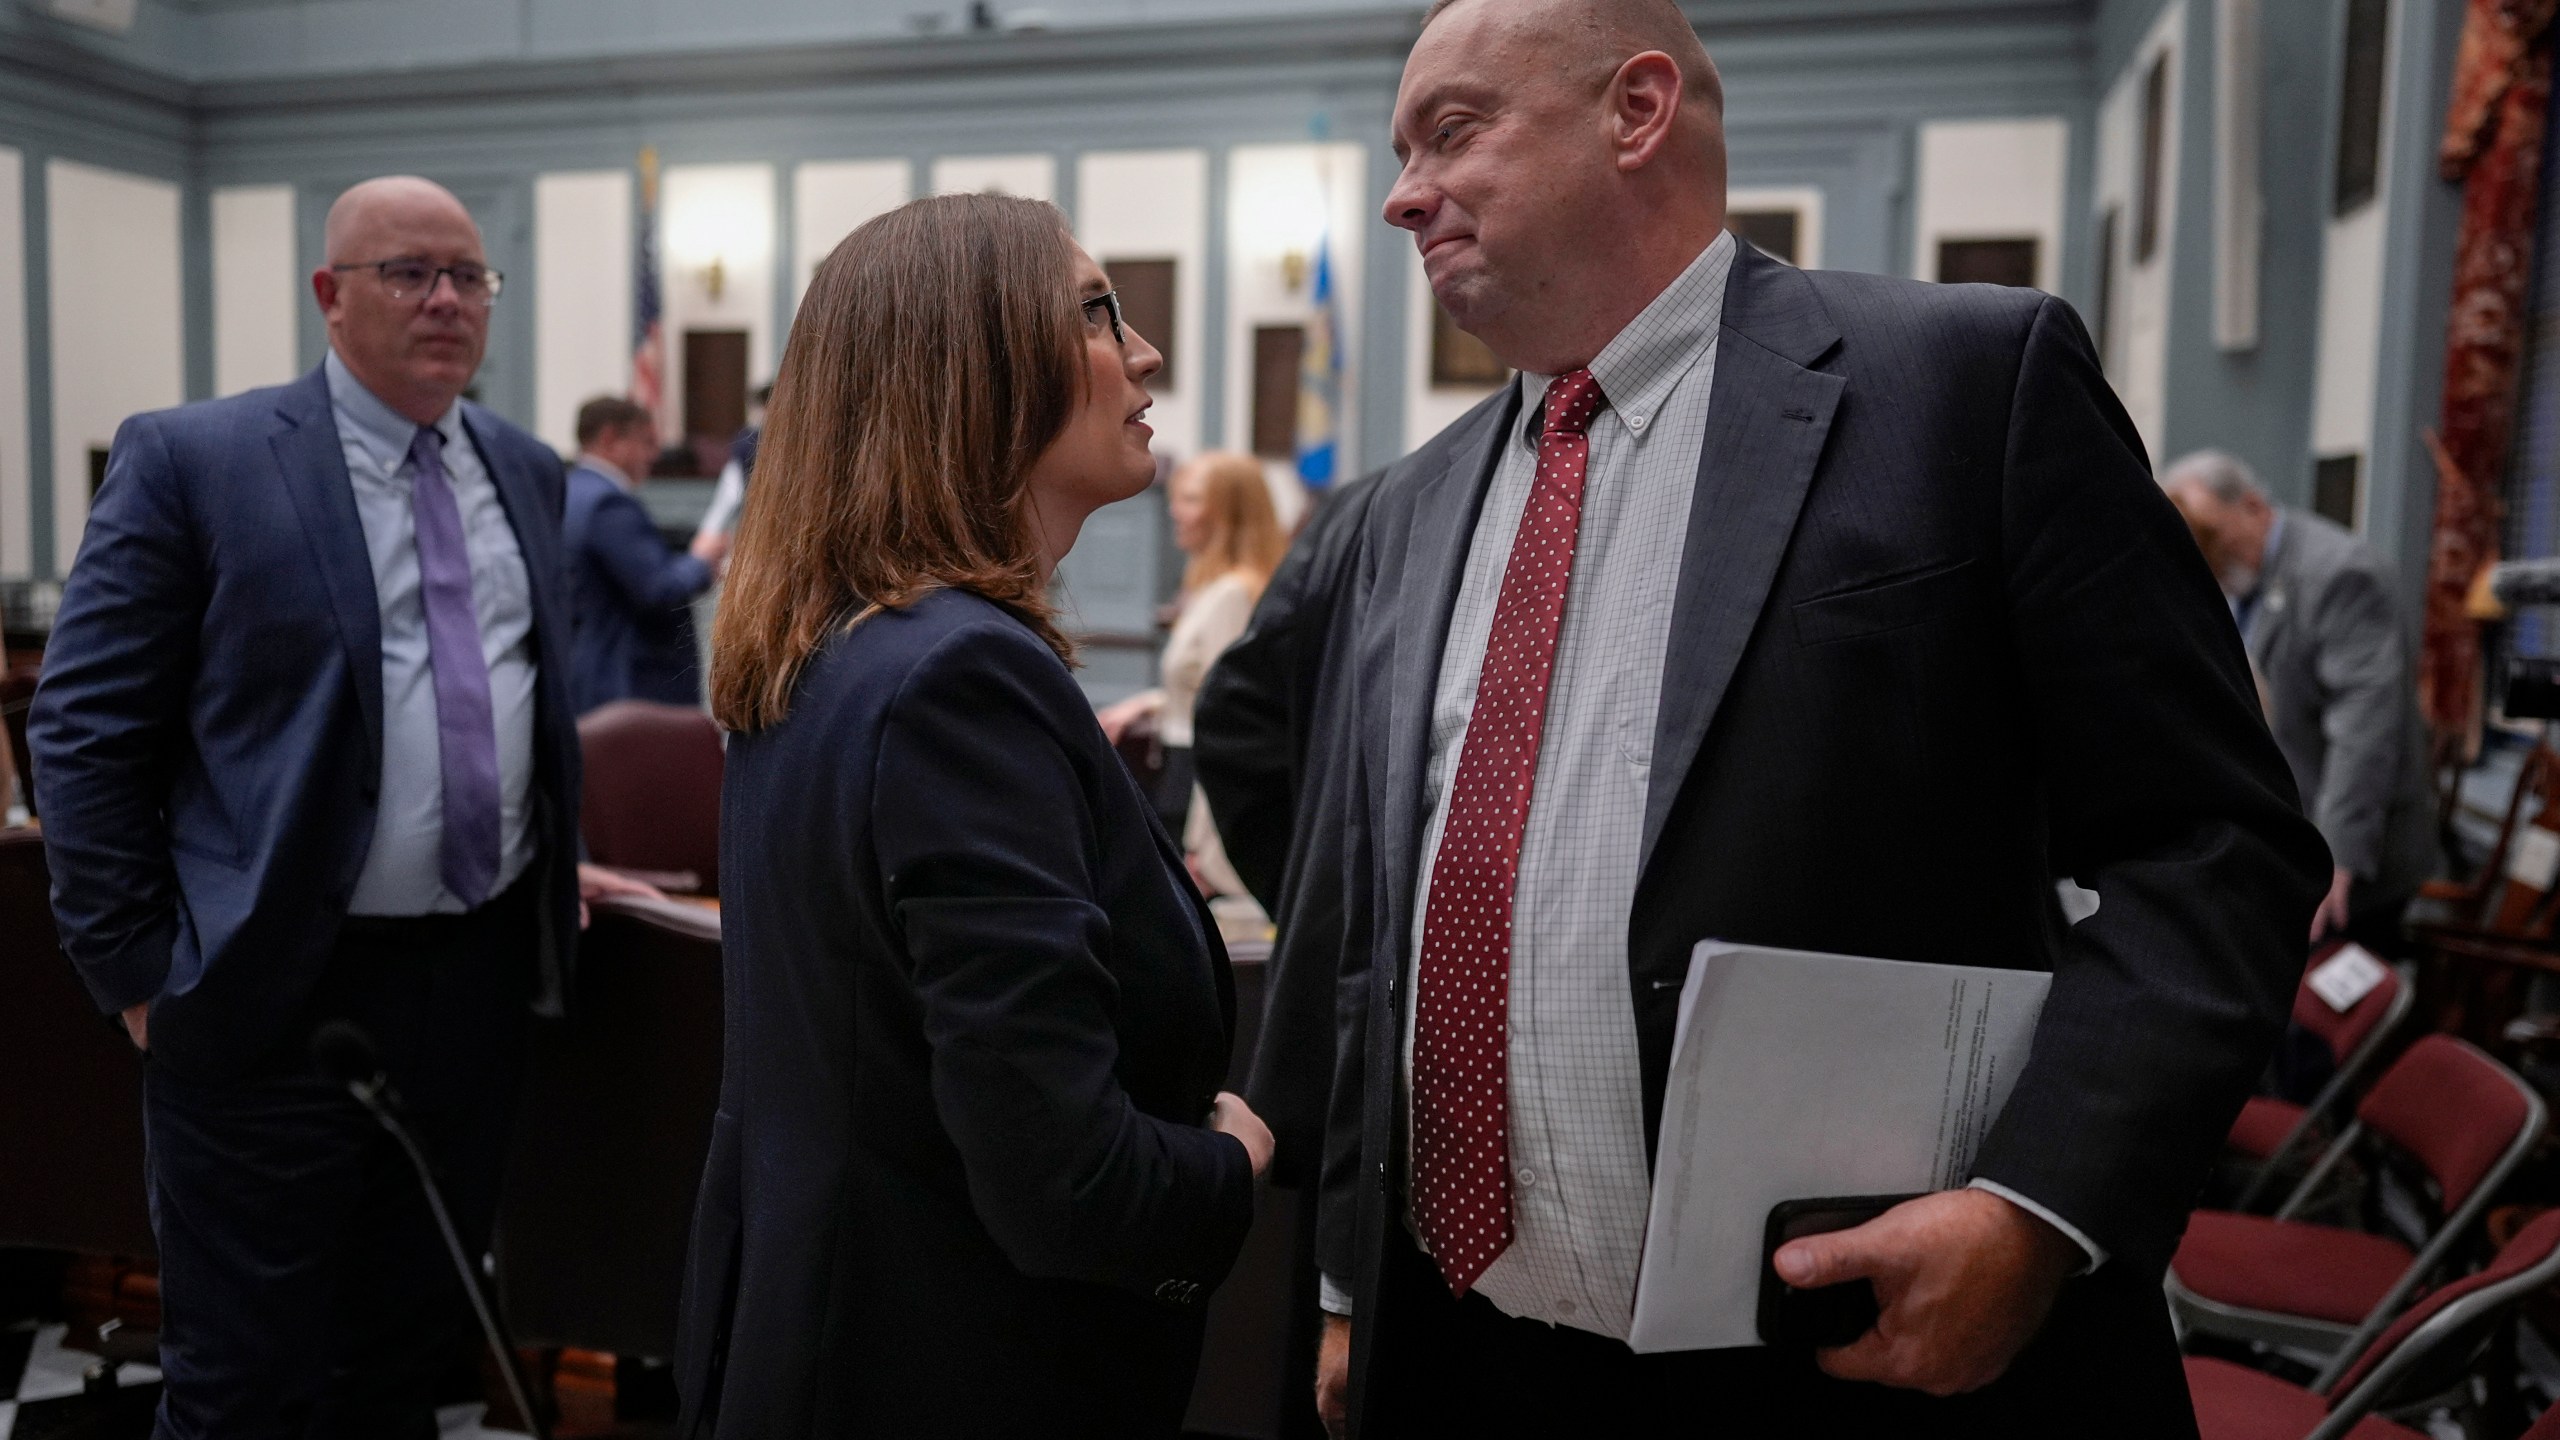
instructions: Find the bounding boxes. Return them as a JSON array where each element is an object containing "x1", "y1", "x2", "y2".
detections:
[
  {"x1": 1095, "y1": 691, "x2": 1160, "y2": 746},
  {"x1": 1209, "y1": 1091, "x2": 1274, "y2": 1179},
  {"x1": 576, "y1": 861, "x2": 668, "y2": 929}
]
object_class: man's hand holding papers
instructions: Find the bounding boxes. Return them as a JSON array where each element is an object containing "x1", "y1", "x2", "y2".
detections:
[{"x1": 1773, "y1": 1187, "x2": 2081, "y2": 1396}]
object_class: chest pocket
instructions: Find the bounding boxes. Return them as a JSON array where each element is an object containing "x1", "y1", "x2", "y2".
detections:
[{"x1": 1791, "y1": 558, "x2": 1978, "y2": 648}]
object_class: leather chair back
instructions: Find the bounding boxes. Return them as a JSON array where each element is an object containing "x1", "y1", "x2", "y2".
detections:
[{"x1": 577, "y1": 700, "x2": 723, "y2": 895}]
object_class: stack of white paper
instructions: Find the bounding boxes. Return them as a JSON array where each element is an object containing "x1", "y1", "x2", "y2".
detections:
[{"x1": 1627, "y1": 941, "x2": 2050, "y2": 1353}]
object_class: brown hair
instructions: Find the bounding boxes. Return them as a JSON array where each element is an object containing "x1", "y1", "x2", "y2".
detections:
[
  {"x1": 710, "y1": 193, "x2": 1083, "y2": 733},
  {"x1": 574, "y1": 394, "x2": 650, "y2": 447},
  {"x1": 1177, "y1": 452, "x2": 1288, "y2": 602}
]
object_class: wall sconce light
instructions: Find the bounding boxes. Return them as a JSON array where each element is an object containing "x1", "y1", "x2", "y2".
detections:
[
  {"x1": 702, "y1": 255, "x2": 728, "y2": 303},
  {"x1": 1280, "y1": 250, "x2": 1310, "y2": 294}
]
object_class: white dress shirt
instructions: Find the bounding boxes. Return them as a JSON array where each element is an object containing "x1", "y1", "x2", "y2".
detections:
[{"x1": 325, "y1": 350, "x2": 539, "y2": 916}]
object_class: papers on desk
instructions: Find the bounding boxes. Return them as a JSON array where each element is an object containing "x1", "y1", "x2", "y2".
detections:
[{"x1": 1627, "y1": 942, "x2": 2049, "y2": 1353}]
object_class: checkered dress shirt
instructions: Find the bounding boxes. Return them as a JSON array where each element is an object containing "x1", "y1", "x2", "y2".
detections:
[{"x1": 1397, "y1": 233, "x2": 1736, "y2": 1338}]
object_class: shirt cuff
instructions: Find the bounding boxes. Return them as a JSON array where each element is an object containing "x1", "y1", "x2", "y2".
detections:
[
  {"x1": 1319, "y1": 1272, "x2": 1355, "y2": 1317},
  {"x1": 1968, "y1": 1179, "x2": 2106, "y2": 1273}
]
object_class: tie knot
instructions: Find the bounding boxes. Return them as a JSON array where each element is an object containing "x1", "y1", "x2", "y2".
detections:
[
  {"x1": 408, "y1": 425, "x2": 445, "y2": 467},
  {"x1": 1542, "y1": 369, "x2": 1606, "y2": 439}
]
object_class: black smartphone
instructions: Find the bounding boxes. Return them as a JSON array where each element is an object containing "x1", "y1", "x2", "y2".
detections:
[{"x1": 1756, "y1": 1193, "x2": 1918, "y2": 1349}]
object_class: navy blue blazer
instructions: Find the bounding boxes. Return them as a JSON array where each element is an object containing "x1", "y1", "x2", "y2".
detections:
[
  {"x1": 29, "y1": 366, "x2": 584, "y2": 1082},
  {"x1": 561, "y1": 463, "x2": 712, "y2": 714},
  {"x1": 675, "y1": 589, "x2": 1257, "y2": 1438}
]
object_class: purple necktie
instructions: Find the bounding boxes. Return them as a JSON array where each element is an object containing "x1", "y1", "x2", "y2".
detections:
[{"x1": 407, "y1": 426, "x2": 502, "y2": 909}]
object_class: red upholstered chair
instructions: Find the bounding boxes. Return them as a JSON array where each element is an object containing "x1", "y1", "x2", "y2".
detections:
[
  {"x1": 2186, "y1": 1209, "x2": 2560, "y2": 1440},
  {"x1": 2169, "y1": 1035, "x2": 2545, "y2": 1386},
  {"x1": 2228, "y1": 951, "x2": 2415, "y2": 1212},
  {"x1": 576, "y1": 700, "x2": 723, "y2": 896}
]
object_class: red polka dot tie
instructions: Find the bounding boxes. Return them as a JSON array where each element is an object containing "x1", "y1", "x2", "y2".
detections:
[{"x1": 1410, "y1": 368, "x2": 1606, "y2": 1296}]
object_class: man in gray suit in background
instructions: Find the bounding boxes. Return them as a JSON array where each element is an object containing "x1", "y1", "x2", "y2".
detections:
[{"x1": 2166, "y1": 450, "x2": 2438, "y2": 951}]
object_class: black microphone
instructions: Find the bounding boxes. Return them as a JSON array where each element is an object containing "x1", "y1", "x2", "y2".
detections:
[{"x1": 312, "y1": 1021, "x2": 549, "y2": 1440}]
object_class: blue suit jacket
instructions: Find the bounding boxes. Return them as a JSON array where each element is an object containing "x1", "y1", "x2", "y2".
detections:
[
  {"x1": 674, "y1": 589, "x2": 1255, "y2": 1437},
  {"x1": 30, "y1": 366, "x2": 584, "y2": 1081},
  {"x1": 561, "y1": 463, "x2": 711, "y2": 714}
]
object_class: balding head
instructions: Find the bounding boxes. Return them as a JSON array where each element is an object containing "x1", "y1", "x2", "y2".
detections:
[
  {"x1": 2161, "y1": 449, "x2": 2276, "y2": 597},
  {"x1": 313, "y1": 176, "x2": 491, "y2": 425},
  {"x1": 1386, "y1": 0, "x2": 1729, "y2": 373},
  {"x1": 323, "y1": 175, "x2": 478, "y2": 267},
  {"x1": 1421, "y1": 0, "x2": 1722, "y2": 114}
]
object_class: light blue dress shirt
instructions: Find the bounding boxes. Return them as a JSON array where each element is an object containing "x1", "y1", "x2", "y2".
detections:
[{"x1": 325, "y1": 350, "x2": 539, "y2": 916}]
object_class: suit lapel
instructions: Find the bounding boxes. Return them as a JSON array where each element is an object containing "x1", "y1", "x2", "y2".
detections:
[
  {"x1": 269, "y1": 367, "x2": 386, "y2": 770},
  {"x1": 1381, "y1": 387, "x2": 1521, "y2": 944},
  {"x1": 465, "y1": 406, "x2": 571, "y2": 682},
  {"x1": 1641, "y1": 249, "x2": 1845, "y2": 872}
]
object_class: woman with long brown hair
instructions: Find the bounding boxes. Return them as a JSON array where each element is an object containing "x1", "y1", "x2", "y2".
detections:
[
  {"x1": 674, "y1": 193, "x2": 1271, "y2": 1438},
  {"x1": 1098, "y1": 452, "x2": 1288, "y2": 895}
]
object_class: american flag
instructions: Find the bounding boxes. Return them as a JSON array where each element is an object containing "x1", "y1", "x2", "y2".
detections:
[{"x1": 632, "y1": 146, "x2": 666, "y2": 425}]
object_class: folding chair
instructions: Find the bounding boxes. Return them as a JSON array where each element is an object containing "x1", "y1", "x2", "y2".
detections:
[
  {"x1": 2228, "y1": 951, "x2": 2416, "y2": 1212},
  {"x1": 2186, "y1": 1208, "x2": 2560, "y2": 1440},
  {"x1": 2170, "y1": 1035, "x2": 2546, "y2": 1387}
]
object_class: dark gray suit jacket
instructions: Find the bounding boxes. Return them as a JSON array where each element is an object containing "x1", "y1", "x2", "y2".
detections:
[
  {"x1": 2245, "y1": 508, "x2": 2436, "y2": 904},
  {"x1": 1321, "y1": 245, "x2": 2330, "y2": 1431}
]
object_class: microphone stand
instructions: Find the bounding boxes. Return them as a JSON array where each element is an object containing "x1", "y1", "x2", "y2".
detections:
[{"x1": 315, "y1": 1023, "x2": 551, "y2": 1440}]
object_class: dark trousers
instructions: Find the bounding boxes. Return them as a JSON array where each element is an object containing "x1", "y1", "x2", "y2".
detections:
[
  {"x1": 1360, "y1": 1228, "x2": 2196, "y2": 1438},
  {"x1": 144, "y1": 879, "x2": 538, "y2": 1440}
]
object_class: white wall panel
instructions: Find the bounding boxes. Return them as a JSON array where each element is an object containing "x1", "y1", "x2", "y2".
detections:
[
  {"x1": 2308, "y1": 0, "x2": 2397, "y2": 528},
  {"x1": 0, "y1": 148, "x2": 27, "y2": 579},
  {"x1": 1223, "y1": 142, "x2": 1366, "y2": 528},
  {"x1": 1913, "y1": 117, "x2": 2068, "y2": 292},
  {"x1": 1076, "y1": 149, "x2": 1208, "y2": 463},
  {"x1": 2092, "y1": 3, "x2": 2183, "y2": 465},
  {"x1": 659, "y1": 162, "x2": 777, "y2": 438},
  {"x1": 48, "y1": 159, "x2": 182, "y2": 571},
  {"x1": 930, "y1": 154, "x2": 1056, "y2": 203},
  {"x1": 792, "y1": 159, "x2": 911, "y2": 307},
  {"x1": 533, "y1": 168, "x2": 634, "y2": 453},
  {"x1": 211, "y1": 184, "x2": 300, "y2": 398},
  {"x1": 2212, "y1": 0, "x2": 2263, "y2": 351}
]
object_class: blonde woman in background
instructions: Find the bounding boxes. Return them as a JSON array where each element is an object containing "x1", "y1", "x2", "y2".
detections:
[{"x1": 1099, "y1": 452, "x2": 1288, "y2": 898}]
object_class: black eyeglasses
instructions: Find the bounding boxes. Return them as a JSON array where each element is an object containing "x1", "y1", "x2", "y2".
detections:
[
  {"x1": 331, "y1": 258, "x2": 505, "y2": 307},
  {"x1": 1082, "y1": 289, "x2": 1125, "y2": 345}
]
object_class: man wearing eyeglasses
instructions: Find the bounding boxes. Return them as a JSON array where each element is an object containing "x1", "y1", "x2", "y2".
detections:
[{"x1": 32, "y1": 174, "x2": 650, "y2": 1438}]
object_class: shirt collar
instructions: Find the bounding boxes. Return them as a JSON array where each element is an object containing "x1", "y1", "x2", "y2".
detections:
[
  {"x1": 1517, "y1": 228, "x2": 1736, "y2": 444},
  {"x1": 325, "y1": 348, "x2": 465, "y2": 475},
  {"x1": 576, "y1": 453, "x2": 633, "y2": 489}
]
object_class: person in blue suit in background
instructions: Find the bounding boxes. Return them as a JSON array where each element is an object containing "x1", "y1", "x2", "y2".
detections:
[
  {"x1": 562, "y1": 395, "x2": 728, "y2": 713},
  {"x1": 30, "y1": 175, "x2": 653, "y2": 1440}
]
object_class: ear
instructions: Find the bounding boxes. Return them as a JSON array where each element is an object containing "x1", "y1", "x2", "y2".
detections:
[
  {"x1": 1608, "y1": 50, "x2": 1684, "y2": 173},
  {"x1": 311, "y1": 267, "x2": 340, "y2": 316}
]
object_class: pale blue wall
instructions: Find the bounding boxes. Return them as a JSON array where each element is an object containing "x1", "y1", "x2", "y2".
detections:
[
  {"x1": 1, "y1": 0, "x2": 2102, "y2": 585},
  {"x1": 2090, "y1": 0, "x2": 2467, "y2": 608}
]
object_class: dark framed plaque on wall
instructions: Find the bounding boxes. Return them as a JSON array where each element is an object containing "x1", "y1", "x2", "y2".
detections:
[
  {"x1": 1104, "y1": 258, "x2": 1178, "y2": 390},
  {"x1": 1727, "y1": 209, "x2": 1801, "y2": 265},
  {"x1": 1430, "y1": 303, "x2": 1507, "y2": 389},
  {"x1": 1936, "y1": 238, "x2": 2040, "y2": 288},
  {"x1": 1252, "y1": 325, "x2": 1305, "y2": 459}
]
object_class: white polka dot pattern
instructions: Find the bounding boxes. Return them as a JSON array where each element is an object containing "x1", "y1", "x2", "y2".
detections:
[{"x1": 1409, "y1": 367, "x2": 1607, "y2": 1297}]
